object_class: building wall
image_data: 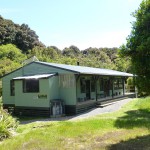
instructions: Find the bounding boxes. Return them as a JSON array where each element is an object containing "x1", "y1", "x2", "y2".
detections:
[
  {"x1": 14, "y1": 77, "x2": 59, "y2": 107},
  {"x1": 2, "y1": 62, "x2": 127, "y2": 116},
  {"x1": 48, "y1": 76, "x2": 60, "y2": 100},
  {"x1": 2, "y1": 62, "x2": 76, "y2": 108},
  {"x1": 23, "y1": 63, "x2": 77, "y2": 106},
  {"x1": 2, "y1": 69, "x2": 22, "y2": 105},
  {"x1": 23, "y1": 62, "x2": 72, "y2": 75},
  {"x1": 59, "y1": 74, "x2": 76, "y2": 105}
]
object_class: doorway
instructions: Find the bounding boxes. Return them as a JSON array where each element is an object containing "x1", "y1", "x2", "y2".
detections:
[
  {"x1": 85, "y1": 80, "x2": 91, "y2": 100},
  {"x1": 104, "y1": 79, "x2": 110, "y2": 97}
]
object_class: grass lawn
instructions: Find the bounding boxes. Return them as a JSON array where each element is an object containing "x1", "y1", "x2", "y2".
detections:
[{"x1": 0, "y1": 97, "x2": 150, "y2": 150}]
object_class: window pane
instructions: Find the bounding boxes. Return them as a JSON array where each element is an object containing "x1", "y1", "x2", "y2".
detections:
[
  {"x1": 91, "y1": 81, "x2": 95, "y2": 92},
  {"x1": 114, "y1": 78, "x2": 123, "y2": 90},
  {"x1": 10, "y1": 80, "x2": 15, "y2": 96},
  {"x1": 100, "y1": 79, "x2": 104, "y2": 91},
  {"x1": 23, "y1": 79, "x2": 39, "y2": 93},
  {"x1": 80, "y1": 78, "x2": 86, "y2": 93}
]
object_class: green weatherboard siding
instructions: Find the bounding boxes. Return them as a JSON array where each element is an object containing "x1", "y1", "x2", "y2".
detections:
[
  {"x1": 2, "y1": 61, "x2": 134, "y2": 116},
  {"x1": 2, "y1": 62, "x2": 77, "y2": 108},
  {"x1": 2, "y1": 69, "x2": 22, "y2": 105}
]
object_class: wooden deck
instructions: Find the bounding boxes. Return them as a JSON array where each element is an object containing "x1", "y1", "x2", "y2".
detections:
[{"x1": 76, "y1": 93, "x2": 136, "y2": 114}]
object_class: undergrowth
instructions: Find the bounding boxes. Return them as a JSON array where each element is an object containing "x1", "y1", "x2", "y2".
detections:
[{"x1": 0, "y1": 98, "x2": 19, "y2": 141}]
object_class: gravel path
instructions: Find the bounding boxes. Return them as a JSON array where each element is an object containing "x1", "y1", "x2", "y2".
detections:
[
  {"x1": 21, "y1": 98, "x2": 133, "y2": 124},
  {"x1": 70, "y1": 98, "x2": 133, "y2": 120}
]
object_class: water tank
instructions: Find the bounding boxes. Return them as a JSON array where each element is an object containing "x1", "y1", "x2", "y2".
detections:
[{"x1": 50, "y1": 99, "x2": 65, "y2": 117}]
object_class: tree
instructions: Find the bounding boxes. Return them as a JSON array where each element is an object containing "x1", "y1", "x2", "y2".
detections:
[
  {"x1": 0, "y1": 44, "x2": 26, "y2": 76},
  {"x1": 0, "y1": 44, "x2": 26, "y2": 62},
  {"x1": 120, "y1": 0, "x2": 150, "y2": 95},
  {"x1": 0, "y1": 16, "x2": 44, "y2": 52},
  {"x1": 15, "y1": 24, "x2": 44, "y2": 52},
  {"x1": 62, "y1": 45, "x2": 80, "y2": 57},
  {"x1": 0, "y1": 16, "x2": 17, "y2": 45}
]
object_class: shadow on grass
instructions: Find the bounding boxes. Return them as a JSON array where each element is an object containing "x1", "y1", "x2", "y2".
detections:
[
  {"x1": 114, "y1": 109, "x2": 150, "y2": 130},
  {"x1": 107, "y1": 134, "x2": 150, "y2": 150},
  {"x1": 106, "y1": 109, "x2": 150, "y2": 150}
]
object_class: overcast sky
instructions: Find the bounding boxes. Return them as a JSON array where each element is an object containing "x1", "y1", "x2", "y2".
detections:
[{"x1": 0, "y1": 0, "x2": 142, "y2": 50}]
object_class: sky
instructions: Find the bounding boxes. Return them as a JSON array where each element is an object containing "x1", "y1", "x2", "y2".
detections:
[{"x1": 0, "y1": 0, "x2": 143, "y2": 50}]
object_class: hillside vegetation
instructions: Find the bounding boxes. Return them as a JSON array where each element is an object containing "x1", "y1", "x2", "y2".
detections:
[
  {"x1": 0, "y1": 16, "x2": 132, "y2": 78},
  {"x1": 0, "y1": 97, "x2": 149, "y2": 149},
  {"x1": 0, "y1": 16, "x2": 44, "y2": 52},
  {"x1": 0, "y1": 44, "x2": 131, "y2": 78}
]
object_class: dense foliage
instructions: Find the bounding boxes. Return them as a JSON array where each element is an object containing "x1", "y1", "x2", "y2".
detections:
[
  {"x1": 0, "y1": 80, "x2": 2, "y2": 97},
  {"x1": 0, "y1": 44, "x2": 26, "y2": 77},
  {"x1": 0, "y1": 15, "x2": 132, "y2": 78},
  {"x1": 0, "y1": 16, "x2": 44, "y2": 52},
  {"x1": 0, "y1": 98, "x2": 18, "y2": 141},
  {"x1": 120, "y1": 0, "x2": 150, "y2": 95},
  {"x1": 0, "y1": 44, "x2": 132, "y2": 77}
]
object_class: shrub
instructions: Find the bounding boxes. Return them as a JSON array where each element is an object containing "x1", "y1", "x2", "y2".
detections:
[
  {"x1": 0, "y1": 80, "x2": 2, "y2": 97},
  {"x1": 0, "y1": 98, "x2": 19, "y2": 141},
  {"x1": 127, "y1": 77, "x2": 134, "y2": 86}
]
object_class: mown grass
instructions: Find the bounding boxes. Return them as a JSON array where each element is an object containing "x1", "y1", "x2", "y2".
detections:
[{"x1": 0, "y1": 97, "x2": 150, "y2": 150}]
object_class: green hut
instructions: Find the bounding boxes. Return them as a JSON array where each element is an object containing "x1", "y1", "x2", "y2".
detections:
[{"x1": 2, "y1": 61, "x2": 135, "y2": 116}]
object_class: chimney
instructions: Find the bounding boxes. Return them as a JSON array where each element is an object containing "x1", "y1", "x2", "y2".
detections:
[{"x1": 77, "y1": 62, "x2": 80, "y2": 66}]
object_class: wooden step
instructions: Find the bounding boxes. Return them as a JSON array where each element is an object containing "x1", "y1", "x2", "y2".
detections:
[{"x1": 96, "y1": 96, "x2": 128, "y2": 107}]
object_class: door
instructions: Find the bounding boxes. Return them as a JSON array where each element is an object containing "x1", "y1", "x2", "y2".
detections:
[
  {"x1": 104, "y1": 79, "x2": 111, "y2": 97},
  {"x1": 104, "y1": 79, "x2": 112, "y2": 97},
  {"x1": 85, "y1": 80, "x2": 91, "y2": 100}
]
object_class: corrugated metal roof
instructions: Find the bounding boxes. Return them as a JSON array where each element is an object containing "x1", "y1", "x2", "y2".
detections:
[
  {"x1": 36, "y1": 61, "x2": 133, "y2": 77},
  {"x1": 13, "y1": 73, "x2": 56, "y2": 80}
]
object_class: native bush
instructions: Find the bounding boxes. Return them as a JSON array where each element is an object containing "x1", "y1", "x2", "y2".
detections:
[
  {"x1": 0, "y1": 80, "x2": 2, "y2": 97},
  {"x1": 0, "y1": 98, "x2": 19, "y2": 141}
]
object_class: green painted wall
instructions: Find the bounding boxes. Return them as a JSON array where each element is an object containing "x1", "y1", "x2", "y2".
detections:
[
  {"x1": 23, "y1": 62, "x2": 72, "y2": 75},
  {"x1": 60, "y1": 86, "x2": 76, "y2": 105},
  {"x1": 2, "y1": 62, "x2": 125, "y2": 108},
  {"x1": 3, "y1": 62, "x2": 76, "y2": 107},
  {"x1": 47, "y1": 76, "x2": 60, "y2": 100},
  {"x1": 15, "y1": 77, "x2": 59, "y2": 107},
  {"x1": 14, "y1": 75, "x2": 76, "y2": 107},
  {"x1": 59, "y1": 74, "x2": 76, "y2": 105},
  {"x1": 2, "y1": 69, "x2": 22, "y2": 105}
]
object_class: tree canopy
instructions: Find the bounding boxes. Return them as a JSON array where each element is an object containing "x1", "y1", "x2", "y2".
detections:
[
  {"x1": 0, "y1": 16, "x2": 44, "y2": 52},
  {"x1": 0, "y1": 15, "x2": 131, "y2": 78},
  {"x1": 120, "y1": 0, "x2": 150, "y2": 95}
]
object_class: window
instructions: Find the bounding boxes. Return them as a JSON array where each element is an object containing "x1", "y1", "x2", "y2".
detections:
[
  {"x1": 118, "y1": 79, "x2": 123, "y2": 89},
  {"x1": 10, "y1": 80, "x2": 15, "y2": 96},
  {"x1": 80, "y1": 78, "x2": 86, "y2": 93},
  {"x1": 23, "y1": 79, "x2": 39, "y2": 93},
  {"x1": 114, "y1": 78, "x2": 123, "y2": 90},
  {"x1": 91, "y1": 80, "x2": 95, "y2": 92},
  {"x1": 100, "y1": 79, "x2": 104, "y2": 91}
]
